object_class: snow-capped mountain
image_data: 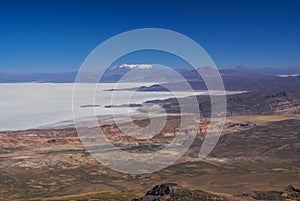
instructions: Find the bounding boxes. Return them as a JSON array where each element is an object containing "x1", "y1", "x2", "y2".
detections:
[
  {"x1": 100, "y1": 64, "x2": 181, "y2": 82},
  {"x1": 99, "y1": 64, "x2": 154, "y2": 82},
  {"x1": 112, "y1": 64, "x2": 152, "y2": 70}
]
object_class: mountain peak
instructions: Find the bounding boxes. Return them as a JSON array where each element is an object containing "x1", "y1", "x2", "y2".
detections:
[
  {"x1": 113, "y1": 64, "x2": 152, "y2": 70},
  {"x1": 234, "y1": 65, "x2": 248, "y2": 70}
]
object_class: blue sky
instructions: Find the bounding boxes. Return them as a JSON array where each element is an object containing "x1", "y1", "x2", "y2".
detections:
[{"x1": 0, "y1": 0, "x2": 299, "y2": 72}]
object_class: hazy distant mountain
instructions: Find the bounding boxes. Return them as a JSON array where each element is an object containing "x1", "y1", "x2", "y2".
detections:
[
  {"x1": 137, "y1": 74, "x2": 300, "y2": 92},
  {"x1": 180, "y1": 66, "x2": 273, "y2": 80},
  {"x1": 180, "y1": 66, "x2": 300, "y2": 81},
  {"x1": 0, "y1": 71, "x2": 77, "y2": 83},
  {"x1": 225, "y1": 65, "x2": 300, "y2": 76},
  {"x1": 254, "y1": 66, "x2": 300, "y2": 75},
  {"x1": 0, "y1": 65, "x2": 299, "y2": 83}
]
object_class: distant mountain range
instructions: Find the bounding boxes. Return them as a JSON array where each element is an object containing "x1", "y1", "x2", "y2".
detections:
[
  {"x1": 0, "y1": 71, "x2": 78, "y2": 83},
  {"x1": 0, "y1": 65, "x2": 299, "y2": 83}
]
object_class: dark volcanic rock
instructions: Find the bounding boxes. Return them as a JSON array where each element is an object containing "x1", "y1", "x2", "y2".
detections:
[
  {"x1": 286, "y1": 185, "x2": 300, "y2": 193},
  {"x1": 252, "y1": 191, "x2": 284, "y2": 200},
  {"x1": 146, "y1": 183, "x2": 184, "y2": 196},
  {"x1": 132, "y1": 183, "x2": 228, "y2": 201},
  {"x1": 248, "y1": 185, "x2": 300, "y2": 200}
]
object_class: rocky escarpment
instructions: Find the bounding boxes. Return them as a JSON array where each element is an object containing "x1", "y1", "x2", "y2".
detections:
[
  {"x1": 145, "y1": 90, "x2": 300, "y2": 116},
  {"x1": 132, "y1": 183, "x2": 228, "y2": 201}
]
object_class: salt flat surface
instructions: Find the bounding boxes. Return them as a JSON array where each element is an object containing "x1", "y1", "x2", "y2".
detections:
[
  {"x1": 1, "y1": 83, "x2": 233, "y2": 131},
  {"x1": 0, "y1": 83, "x2": 242, "y2": 131}
]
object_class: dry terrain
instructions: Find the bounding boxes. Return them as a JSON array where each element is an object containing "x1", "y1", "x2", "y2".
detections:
[{"x1": 0, "y1": 115, "x2": 300, "y2": 200}]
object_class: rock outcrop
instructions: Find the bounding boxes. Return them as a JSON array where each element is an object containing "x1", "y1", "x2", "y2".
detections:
[{"x1": 132, "y1": 183, "x2": 228, "y2": 201}]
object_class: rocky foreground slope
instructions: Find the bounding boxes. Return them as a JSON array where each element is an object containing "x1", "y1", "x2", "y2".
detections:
[{"x1": 0, "y1": 116, "x2": 300, "y2": 200}]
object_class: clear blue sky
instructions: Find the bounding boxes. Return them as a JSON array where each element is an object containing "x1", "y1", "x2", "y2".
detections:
[{"x1": 0, "y1": 0, "x2": 299, "y2": 72}]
